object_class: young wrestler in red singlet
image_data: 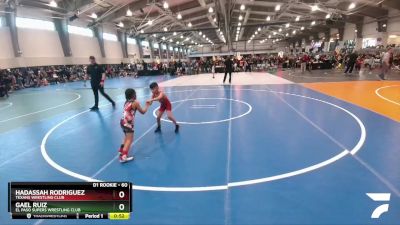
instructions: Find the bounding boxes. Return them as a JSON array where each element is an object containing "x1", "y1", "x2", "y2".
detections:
[{"x1": 148, "y1": 82, "x2": 179, "y2": 133}]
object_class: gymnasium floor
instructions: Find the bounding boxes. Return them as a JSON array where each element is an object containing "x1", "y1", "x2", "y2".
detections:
[{"x1": 0, "y1": 72, "x2": 399, "y2": 225}]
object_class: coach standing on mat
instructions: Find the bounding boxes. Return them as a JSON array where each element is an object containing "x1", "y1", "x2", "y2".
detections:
[
  {"x1": 86, "y1": 56, "x2": 115, "y2": 111},
  {"x1": 223, "y1": 56, "x2": 233, "y2": 84}
]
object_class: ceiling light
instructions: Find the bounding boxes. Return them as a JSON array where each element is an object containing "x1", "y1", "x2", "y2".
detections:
[
  {"x1": 268, "y1": 35, "x2": 271, "y2": 38},
  {"x1": 177, "y1": 13, "x2": 182, "y2": 20},
  {"x1": 273, "y1": 31, "x2": 277, "y2": 35},
  {"x1": 147, "y1": 20, "x2": 153, "y2": 25},
  {"x1": 279, "y1": 28, "x2": 282, "y2": 32},
  {"x1": 188, "y1": 22, "x2": 192, "y2": 27},
  {"x1": 348, "y1": 3, "x2": 356, "y2": 10},
  {"x1": 266, "y1": 16, "x2": 271, "y2": 21},
  {"x1": 169, "y1": 39, "x2": 172, "y2": 42},
  {"x1": 240, "y1": 4, "x2": 245, "y2": 11},
  {"x1": 285, "y1": 23, "x2": 290, "y2": 28},
  {"x1": 311, "y1": 5, "x2": 319, "y2": 11},
  {"x1": 301, "y1": 26, "x2": 304, "y2": 30},
  {"x1": 213, "y1": 17, "x2": 216, "y2": 22},
  {"x1": 208, "y1": 7, "x2": 214, "y2": 13},
  {"x1": 292, "y1": 30, "x2": 296, "y2": 34},
  {"x1": 153, "y1": 34, "x2": 157, "y2": 37},
  {"x1": 311, "y1": 21, "x2": 316, "y2": 26},
  {"x1": 163, "y1": 27, "x2": 168, "y2": 32},
  {"x1": 258, "y1": 27, "x2": 261, "y2": 31},
  {"x1": 163, "y1": 1, "x2": 169, "y2": 9},
  {"x1": 389, "y1": 35, "x2": 398, "y2": 38},
  {"x1": 275, "y1": 4, "x2": 281, "y2": 11},
  {"x1": 295, "y1": 16, "x2": 300, "y2": 21},
  {"x1": 180, "y1": 35, "x2": 184, "y2": 38},
  {"x1": 49, "y1": 0, "x2": 57, "y2": 7},
  {"x1": 325, "y1": 13, "x2": 331, "y2": 19},
  {"x1": 199, "y1": 31, "x2": 202, "y2": 35},
  {"x1": 173, "y1": 32, "x2": 177, "y2": 35},
  {"x1": 355, "y1": 29, "x2": 358, "y2": 33},
  {"x1": 237, "y1": 27, "x2": 240, "y2": 31},
  {"x1": 383, "y1": 24, "x2": 386, "y2": 27},
  {"x1": 140, "y1": 30, "x2": 144, "y2": 33},
  {"x1": 162, "y1": 36, "x2": 166, "y2": 40},
  {"x1": 118, "y1": 21, "x2": 124, "y2": 27},
  {"x1": 90, "y1": 13, "x2": 97, "y2": 19},
  {"x1": 238, "y1": 22, "x2": 242, "y2": 26},
  {"x1": 203, "y1": 34, "x2": 206, "y2": 38},
  {"x1": 239, "y1": 15, "x2": 243, "y2": 21},
  {"x1": 285, "y1": 33, "x2": 289, "y2": 36},
  {"x1": 126, "y1": 9, "x2": 133, "y2": 17}
]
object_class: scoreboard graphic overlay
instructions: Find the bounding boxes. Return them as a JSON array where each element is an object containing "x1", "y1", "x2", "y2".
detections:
[{"x1": 9, "y1": 182, "x2": 132, "y2": 220}]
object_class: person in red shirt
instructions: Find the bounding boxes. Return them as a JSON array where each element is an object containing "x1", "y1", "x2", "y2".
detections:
[
  {"x1": 300, "y1": 53, "x2": 309, "y2": 73},
  {"x1": 148, "y1": 82, "x2": 179, "y2": 133}
]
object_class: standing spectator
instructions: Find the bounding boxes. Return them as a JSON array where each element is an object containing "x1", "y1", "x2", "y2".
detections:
[
  {"x1": 223, "y1": 56, "x2": 233, "y2": 84},
  {"x1": 378, "y1": 48, "x2": 394, "y2": 80},
  {"x1": 300, "y1": 53, "x2": 309, "y2": 73},
  {"x1": 212, "y1": 61, "x2": 215, "y2": 79}
]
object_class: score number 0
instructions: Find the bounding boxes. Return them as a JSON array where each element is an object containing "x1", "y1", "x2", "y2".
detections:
[{"x1": 118, "y1": 191, "x2": 126, "y2": 211}]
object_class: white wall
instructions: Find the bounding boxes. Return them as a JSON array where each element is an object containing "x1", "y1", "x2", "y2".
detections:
[
  {"x1": 104, "y1": 40, "x2": 123, "y2": 61},
  {"x1": 18, "y1": 28, "x2": 64, "y2": 58},
  {"x1": 69, "y1": 34, "x2": 102, "y2": 64},
  {"x1": 127, "y1": 43, "x2": 140, "y2": 58},
  {"x1": 343, "y1": 23, "x2": 356, "y2": 41},
  {"x1": 0, "y1": 28, "x2": 67, "y2": 68},
  {"x1": 362, "y1": 16, "x2": 379, "y2": 38},
  {"x1": 387, "y1": 9, "x2": 400, "y2": 45},
  {"x1": 0, "y1": 27, "x2": 15, "y2": 59},
  {"x1": 387, "y1": 9, "x2": 400, "y2": 35},
  {"x1": 0, "y1": 7, "x2": 181, "y2": 68},
  {"x1": 102, "y1": 24, "x2": 125, "y2": 63},
  {"x1": 189, "y1": 40, "x2": 287, "y2": 57},
  {"x1": 193, "y1": 40, "x2": 278, "y2": 54}
]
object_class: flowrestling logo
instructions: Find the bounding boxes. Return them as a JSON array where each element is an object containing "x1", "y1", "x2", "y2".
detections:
[{"x1": 366, "y1": 193, "x2": 391, "y2": 219}]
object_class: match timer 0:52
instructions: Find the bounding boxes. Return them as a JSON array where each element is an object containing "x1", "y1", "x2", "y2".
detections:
[{"x1": 109, "y1": 212, "x2": 130, "y2": 220}]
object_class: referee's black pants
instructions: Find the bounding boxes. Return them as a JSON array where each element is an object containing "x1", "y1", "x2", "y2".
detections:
[
  {"x1": 91, "y1": 83, "x2": 114, "y2": 107},
  {"x1": 223, "y1": 70, "x2": 232, "y2": 83},
  {"x1": 344, "y1": 62, "x2": 355, "y2": 74}
]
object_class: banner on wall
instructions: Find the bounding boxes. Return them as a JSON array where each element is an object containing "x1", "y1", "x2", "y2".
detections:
[
  {"x1": 143, "y1": 47, "x2": 151, "y2": 56},
  {"x1": 362, "y1": 38, "x2": 377, "y2": 48}
]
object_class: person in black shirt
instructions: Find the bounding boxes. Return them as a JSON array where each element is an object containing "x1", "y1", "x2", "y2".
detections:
[
  {"x1": 344, "y1": 51, "x2": 358, "y2": 75},
  {"x1": 86, "y1": 56, "x2": 115, "y2": 111},
  {"x1": 223, "y1": 56, "x2": 233, "y2": 84}
]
